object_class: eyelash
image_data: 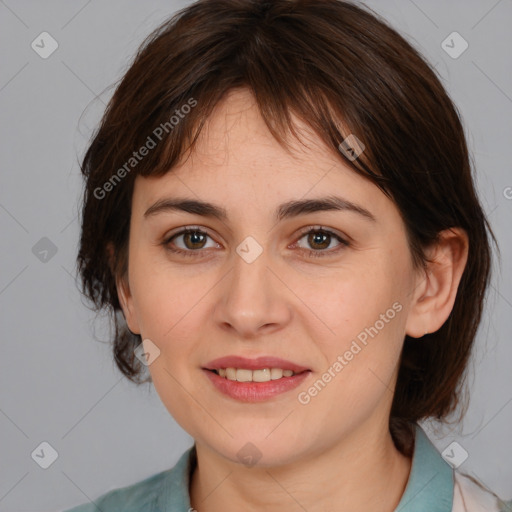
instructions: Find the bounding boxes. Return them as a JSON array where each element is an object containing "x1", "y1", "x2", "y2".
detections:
[{"x1": 162, "y1": 225, "x2": 349, "y2": 259}]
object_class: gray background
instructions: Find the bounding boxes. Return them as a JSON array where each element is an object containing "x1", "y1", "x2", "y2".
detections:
[{"x1": 0, "y1": 1, "x2": 511, "y2": 510}]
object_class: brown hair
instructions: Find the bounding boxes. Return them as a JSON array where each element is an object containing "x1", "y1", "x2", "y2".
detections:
[{"x1": 76, "y1": 0, "x2": 496, "y2": 455}]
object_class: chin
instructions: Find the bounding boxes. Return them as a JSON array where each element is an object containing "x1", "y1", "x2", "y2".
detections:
[{"x1": 202, "y1": 431, "x2": 310, "y2": 469}]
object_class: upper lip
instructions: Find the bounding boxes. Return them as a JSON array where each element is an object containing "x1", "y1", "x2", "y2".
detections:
[{"x1": 203, "y1": 356, "x2": 310, "y2": 373}]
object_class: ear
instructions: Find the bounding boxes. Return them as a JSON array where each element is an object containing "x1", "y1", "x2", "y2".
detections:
[
  {"x1": 116, "y1": 274, "x2": 141, "y2": 335},
  {"x1": 107, "y1": 242, "x2": 141, "y2": 335},
  {"x1": 405, "y1": 228, "x2": 469, "y2": 338}
]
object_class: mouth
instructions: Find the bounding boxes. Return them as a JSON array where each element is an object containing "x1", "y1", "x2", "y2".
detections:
[{"x1": 202, "y1": 356, "x2": 312, "y2": 402}]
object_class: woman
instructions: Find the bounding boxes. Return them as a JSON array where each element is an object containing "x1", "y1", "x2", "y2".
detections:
[{"x1": 65, "y1": 0, "x2": 511, "y2": 510}]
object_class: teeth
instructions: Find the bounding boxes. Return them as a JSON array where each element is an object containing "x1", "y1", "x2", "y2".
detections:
[
  {"x1": 236, "y1": 369, "x2": 253, "y2": 382},
  {"x1": 214, "y1": 367, "x2": 298, "y2": 382},
  {"x1": 271, "y1": 368, "x2": 283, "y2": 380}
]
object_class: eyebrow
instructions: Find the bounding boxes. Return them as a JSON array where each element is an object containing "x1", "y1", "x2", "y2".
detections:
[{"x1": 143, "y1": 195, "x2": 376, "y2": 222}]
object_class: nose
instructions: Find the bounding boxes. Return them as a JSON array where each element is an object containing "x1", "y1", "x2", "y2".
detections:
[{"x1": 212, "y1": 246, "x2": 292, "y2": 339}]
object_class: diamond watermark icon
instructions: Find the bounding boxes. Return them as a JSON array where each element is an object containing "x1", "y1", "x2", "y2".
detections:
[
  {"x1": 236, "y1": 236, "x2": 263, "y2": 264},
  {"x1": 31, "y1": 32, "x2": 59, "y2": 59},
  {"x1": 236, "y1": 442, "x2": 262, "y2": 467},
  {"x1": 31, "y1": 441, "x2": 58, "y2": 469},
  {"x1": 441, "y1": 32, "x2": 468, "y2": 59},
  {"x1": 32, "y1": 237, "x2": 58, "y2": 263},
  {"x1": 134, "y1": 338, "x2": 161, "y2": 366},
  {"x1": 338, "y1": 134, "x2": 365, "y2": 161},
  {"x1": 441, "y1": 441, "x2": 468, "y2": 469}
]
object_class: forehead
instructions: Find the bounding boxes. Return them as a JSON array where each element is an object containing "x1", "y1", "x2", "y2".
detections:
[
  {"x1": 178, "y1": 87, "x2": 332, "y2": 176},
  {"x1": 131, "y1": 88, "x2": 395, "y2": 224}
]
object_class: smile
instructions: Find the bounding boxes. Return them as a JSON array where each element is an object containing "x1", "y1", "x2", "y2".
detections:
[
  {"x1": 213, "y1": 367, "x2": 297, "y2": 381},
  {"x1": 203, "y1": 368, "x2": 311, "y2": 402}
]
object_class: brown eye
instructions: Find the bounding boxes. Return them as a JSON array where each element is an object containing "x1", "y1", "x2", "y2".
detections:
[
  {"x1": 307, "y1": 231, "x2": 331, "y2": 250},
  {"x1": 181, "y1": 230, "x2": 208, "y2": 250},
  {"x1": 294, "y1": 228, "x2": 349, "y2": 258},
  {"x1": 163, "y1": 227, "x2": 219, "y2": 257}
]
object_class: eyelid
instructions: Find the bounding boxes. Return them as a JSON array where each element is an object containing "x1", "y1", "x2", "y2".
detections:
[
  {"x1": 162, "y1": 224, "x2": 350, "y2": 257},
  {"x1": 294, "y1": 224, "x2": 348, "y2": 241},
  {"x1": 163, "y1": 225, "x2": 347, "y2": 244},
  {"x1": 291, "y1": 225, "x2": 350, "y2": 255},
  {"x1": 163, "y1": 225, "x2": 218, "y2": 242}
]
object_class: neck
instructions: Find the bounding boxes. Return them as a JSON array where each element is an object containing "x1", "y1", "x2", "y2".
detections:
[{"x1": 189, "y1": 421, "x2": 413, "y2": 512}]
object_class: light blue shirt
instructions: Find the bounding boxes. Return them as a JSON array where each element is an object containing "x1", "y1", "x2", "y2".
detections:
[{"x1": 63, "y1": 424, "x2": 507, "y2": 511}]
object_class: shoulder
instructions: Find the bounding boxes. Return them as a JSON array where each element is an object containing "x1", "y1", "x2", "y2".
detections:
[
  {"x1": 452, "y1": 471, "x2": 512, "y2": 512},
  {"x1": 61, "y1": 445, "x2": 195, "y2": 512},
  {"x1": 61, "y1": 467, "x2": 173, "y2": 512}
]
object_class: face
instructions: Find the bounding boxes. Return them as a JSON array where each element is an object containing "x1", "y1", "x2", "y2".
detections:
[{"x1": 118, "y1": 88, "x2": 422, "y2": 466}]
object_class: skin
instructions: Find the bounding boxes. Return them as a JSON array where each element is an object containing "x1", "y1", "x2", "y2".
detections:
[{"x1": 117, "y1": 87, "x2": 468, "y2": 511}]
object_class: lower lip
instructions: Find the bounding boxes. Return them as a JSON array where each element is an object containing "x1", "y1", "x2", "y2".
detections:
[{"x1": 202, "y1": 369, "x2": 311, "y2": 402}]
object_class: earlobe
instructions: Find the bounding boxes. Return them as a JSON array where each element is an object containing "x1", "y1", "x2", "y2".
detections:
[{"x1": 405, "y1": 228, "x2": 469, "y2": 339}]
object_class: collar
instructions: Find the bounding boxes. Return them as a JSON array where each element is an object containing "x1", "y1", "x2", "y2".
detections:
[
  {"x1": 395, "y1": 424, "x2": 454, "y2": 511},
  {"x1": 156, "y1": 424, "x2": 454, "y2": 511}
]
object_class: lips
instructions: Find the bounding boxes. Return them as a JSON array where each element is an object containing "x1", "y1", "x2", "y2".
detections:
[
  {"x1": 202, "y1": 367, "x2": 311, "y2": 402},
  {"x1": 203, "y1": 355, "x2": 310, "y2": 373}
]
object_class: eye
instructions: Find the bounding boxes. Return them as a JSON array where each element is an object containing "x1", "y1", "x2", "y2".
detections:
[
  {"x1": 293, "y1": 227, "x2": 349, "y2": 258},
  {"x1": 163, "y1": 227, "x2": 219, "y2": 257},
  {"x1": 162, "y1": 225, "x2": 349, "y2": 259}
]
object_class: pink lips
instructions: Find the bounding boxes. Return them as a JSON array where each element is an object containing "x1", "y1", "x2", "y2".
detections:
[
  {"x1": 203, "y1": 355, "x2": 310, "y2": 373},
  {"x1": 202, "y1": 355, "x2": 311, "y2": 402}
]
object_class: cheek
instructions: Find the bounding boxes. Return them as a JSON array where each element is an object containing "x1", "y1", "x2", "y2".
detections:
[
  {"x1": 304, "y1": 261, "x2": 404, "y2": 344},
  {"x1": 302, "y1": 256, "x2": 409, "y2": 397},
  {"x1": 298, "y1": 291, "x2": 406, "y2": 436},
  {"x1": 128, "y1": 244, "x2": 204, "y2": 336},
  {"x1": 128, "y1": 258, "x2": 210, "y2": 435}
]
